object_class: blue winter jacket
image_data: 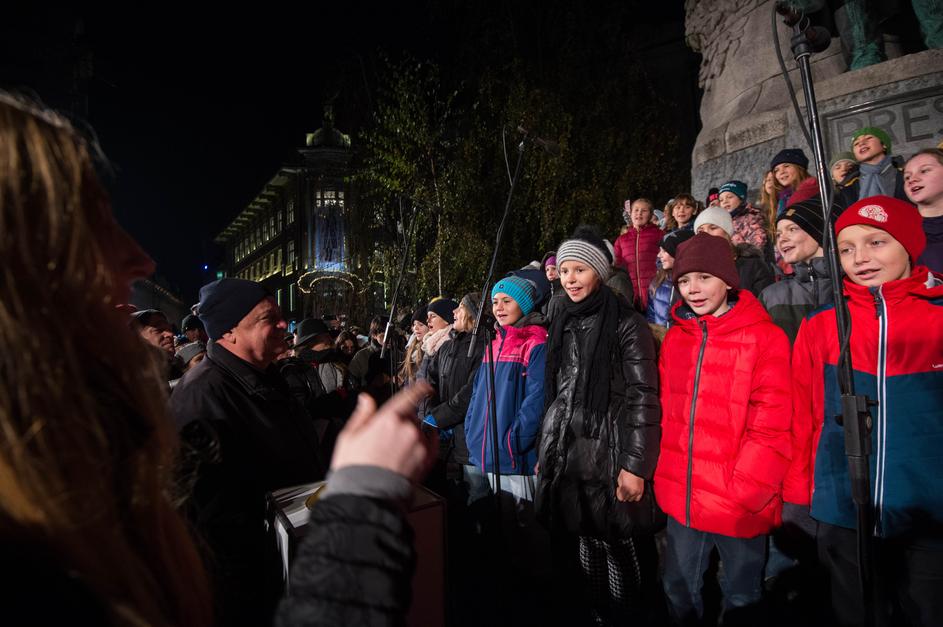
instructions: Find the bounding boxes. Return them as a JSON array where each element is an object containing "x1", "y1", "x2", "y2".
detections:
[
  {"x1": 646, "y1": 278, "x2": 676, "y2": 327},
  {"x1": 464, "y1": 315, "x2": 547, "y2": 475}
]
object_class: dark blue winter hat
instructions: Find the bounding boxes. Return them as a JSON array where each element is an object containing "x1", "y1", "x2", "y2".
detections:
[
  {"x1": 196, "y1": 278, "x2": 270, "y2": 340},
  {"x1": 770, "y1": 148, "x2": 809, "y2": 171}
]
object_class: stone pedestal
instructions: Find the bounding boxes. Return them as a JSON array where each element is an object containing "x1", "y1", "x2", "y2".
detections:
[{"x1": 686, "y1": 0, "x2": 943, "y2": 201}]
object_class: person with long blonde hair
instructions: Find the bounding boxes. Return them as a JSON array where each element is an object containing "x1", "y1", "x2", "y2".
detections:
[{"x1": 0, "y1": 92, "x2": 212, "y2": 624}]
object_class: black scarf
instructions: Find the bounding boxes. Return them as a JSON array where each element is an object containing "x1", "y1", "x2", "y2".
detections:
[{"x1": 544, "y1": 285, "x2": 624, "y2": 438}]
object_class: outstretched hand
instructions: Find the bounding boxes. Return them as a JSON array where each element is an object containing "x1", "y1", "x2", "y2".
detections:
[{"x1": 330, "y1": 383, "x2": 438, "y2": 483}]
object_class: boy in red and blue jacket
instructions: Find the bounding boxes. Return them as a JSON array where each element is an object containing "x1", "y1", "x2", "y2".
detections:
[{"x1": 787, "y1": 195, "x2": 943, "y2": 626}]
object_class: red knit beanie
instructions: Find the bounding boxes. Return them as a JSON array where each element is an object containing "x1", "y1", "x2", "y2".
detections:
[
  {"x1": 673, "y1": 232, "x2": 740, "y2": 290},
  {"x1": 835, "y1": 195, "x2": 926, "y2": 262}
]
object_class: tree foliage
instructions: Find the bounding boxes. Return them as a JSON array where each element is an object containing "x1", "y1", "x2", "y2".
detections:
[{"x1": 355, "y1": 1, "x2": 692, "y2": 308}]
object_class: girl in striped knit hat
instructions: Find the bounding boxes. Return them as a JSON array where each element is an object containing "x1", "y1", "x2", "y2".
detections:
[{"x1": 536, "y1": 225, "x2": 662, "y2": 625}]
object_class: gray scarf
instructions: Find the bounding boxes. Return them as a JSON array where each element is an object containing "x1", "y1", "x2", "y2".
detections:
[{"x1": 859, "y1": 155, "x2": 892, "y2": 198}]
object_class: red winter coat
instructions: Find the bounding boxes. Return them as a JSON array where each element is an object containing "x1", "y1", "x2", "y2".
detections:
[
  {"x1": 654, "y1": 290, "x2": 792, "y2": 538},
  {"x1": 614, "y1": 223, "x2": 663, "y2": 309}
]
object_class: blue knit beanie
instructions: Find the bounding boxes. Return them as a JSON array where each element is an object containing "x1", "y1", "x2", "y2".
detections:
[
  {"x1": 491, "y1": 276, "x2": 537, "y2": 316},
  {"x1": 197, "y1": 278, "x2": 271, "y2": 340},
  {"x1": 718, "y1": 180, "x2": 747, "y2": 201}
]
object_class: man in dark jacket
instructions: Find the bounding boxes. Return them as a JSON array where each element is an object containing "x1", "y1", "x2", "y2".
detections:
[{"x1": 172, "y1": 278, "x2": 324, "y2": 627}]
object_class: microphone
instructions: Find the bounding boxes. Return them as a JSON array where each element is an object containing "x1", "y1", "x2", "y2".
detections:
[
  {"x1": 775, "y1": 0, "x2": 825, "y2": 26},
  {"x1": 516, "y1": 124, "x2": 561, "y2": 156}
]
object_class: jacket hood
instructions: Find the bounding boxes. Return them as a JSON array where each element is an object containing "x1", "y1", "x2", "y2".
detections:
[
  {"x1": 792, "y1": 256, "x2": 831, "y2": 282},
  {"x1": 670, "y1": 289, "x2": 773, "y2": 335},
  {"x1": 734, "y1": 242, "x2": 764, "y2": 259}
]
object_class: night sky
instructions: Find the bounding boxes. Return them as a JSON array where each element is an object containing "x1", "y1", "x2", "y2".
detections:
[{"x1": 2, "y1": 3, "x2": 693, "y2": 304}]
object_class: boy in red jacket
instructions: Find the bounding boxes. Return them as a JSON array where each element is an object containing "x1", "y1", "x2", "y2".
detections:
[
  {"x1": 787, "y1": 196, "x2": 943, "y2": 627},
  {"x1": 655, "y1": 233, "x2": 792, "y2": 625}
]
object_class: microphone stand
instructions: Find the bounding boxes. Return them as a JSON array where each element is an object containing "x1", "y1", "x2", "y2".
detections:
[
  {"x1": 381, "y1": 199, "x2": 420, "y2": 398},
  {"x1": 468, "y1": 128, "x2": 530, "y2": 528},
  {"x1": 780, "y1": 5, "x2": 878, "y2": 624}
]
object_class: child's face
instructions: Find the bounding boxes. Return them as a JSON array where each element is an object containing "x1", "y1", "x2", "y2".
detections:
[
  {"x1": 545, "y1": 263, "x2": 559, "y2": 282},
  {"x1": 763, "y1": 170, "x2": 777, "y2": 195},
  {"x1": 630, "y1": 201, "x2": 653, "y2": 228},
  {"x1": 673, "y1": 200, "x2": 695, "y2": 226},
  {"x1": 837, "y1": 224, "x2": 911, "y2": 287},
  {"x1": 774, "y1": 163, "x2": 801, "y2": 188},
  {"x1": 697, "y1": 223, "x2": 731, "y2": 242},
  {"x1": 718, "y1": 191, "x2": 742, "y2": 212},
  {"x1": 776, "y1": 219, "x2": 822, "y2": 264},
  {"x1": 657, "y1": 247, "x2": 675, "y2": 270},
  {"x1": 426, "y1": 311, "x2": 450, "y2": 333},
  {"x1": 492, "y1": 292, "x2": 523, "y2": 326},
  {"x1": 831, "y1": 160, "x2": 854, "y2": 185},
  {"x1": 677, "y1": 272, "x2": 731, "y2": 317},
  {"x1": 412, "y1": 319, "x2": 429, "y2": 340},
  {"x1": 559, "y1": 260, "x2": 600, "y2": 303},
  {"x1": 853, "y1": 134, "x2": 886, "y2": 164},
  {"x1": 905, "y1": 154, "x2": 943, "y2": 207}
]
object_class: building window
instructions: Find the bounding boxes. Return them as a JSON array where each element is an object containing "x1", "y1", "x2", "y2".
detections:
[
  {"x1": 276, "y1": 288, "x2": 284, "y2": 307},
  {"x1": 289, "y1": 284, "x2": 296, "y2": 311},
  {"x1": 287, "y1": 199, "x2": 295, "y2": 224},
  {"x1": 286, "y1": 240, "x2": 295, "y2": 275},
  {"x1": 269, "y1": 215, "x2": 276, "y2": 238},
  {"x1": 275, "y1": 248, "x2": 282, "y2": 273},
  {"x1": 277, "y1": 209, "x2": 284, "y2": 232}
]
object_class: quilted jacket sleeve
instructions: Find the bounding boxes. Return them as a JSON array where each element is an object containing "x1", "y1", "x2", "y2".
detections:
[
  {"x1": 726, "y1": 324, "x2": 793, "y2": 513},
  {"x1": 431, "y1": 339, "x2": 485, "y2": 429},
  {"x1": 782, "y1": 318, "x2": 817, "y2": 505},
  {"x1": 613, "y1": 233, "x2": 629, "y2": 272},
  {"x1": 616, "y1": 313, "x2": 662, "y2": 479},
  {"x1": 275, "y1": 485, "x2": 415, "y2": 627}
]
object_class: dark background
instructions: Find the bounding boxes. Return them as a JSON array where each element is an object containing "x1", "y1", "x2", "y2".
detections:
[{"x1": 1, "y1": 2, "x2": 699, "y2": 304}]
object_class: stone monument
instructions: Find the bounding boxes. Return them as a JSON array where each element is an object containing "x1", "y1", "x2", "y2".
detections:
[{"x1": 685, "y1": 0, "x2": 943, "y2": 202}]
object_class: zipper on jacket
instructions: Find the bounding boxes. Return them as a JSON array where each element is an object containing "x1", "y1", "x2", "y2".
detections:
[
  {"x1": 686, "y1": 320, "x2": 709, "y2": 527},
  {"x1": 635, "y1": 232, "x2": 642, "y2": 305},
  {"x1": 872, "y1": 287, "x2": 888, "y2": 536},
  {"x1": 481, "y1": 331, "x2": 509, "y2": 473}
]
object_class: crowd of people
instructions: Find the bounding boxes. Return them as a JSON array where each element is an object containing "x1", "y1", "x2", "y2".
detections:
[{"x1": 2, "y1": 87, "x2": 943, "y2": 627}]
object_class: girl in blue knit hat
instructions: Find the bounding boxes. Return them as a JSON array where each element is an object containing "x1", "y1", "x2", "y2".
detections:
[
  {"x1": 465, "y1": 274, "x2": 547, "y2": 489},
  {"x1": 718, "y1": 179, "x2": 771, "y2": 259}
]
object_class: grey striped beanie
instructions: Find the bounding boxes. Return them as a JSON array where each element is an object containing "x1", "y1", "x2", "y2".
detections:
[{"x1": 556, "y1": 225, "x2": 613, "y2": 281}]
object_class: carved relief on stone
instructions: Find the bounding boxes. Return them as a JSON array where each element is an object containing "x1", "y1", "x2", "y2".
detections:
[{"x1": 684, "y1": 0, "x2": 763, "y2": 92}]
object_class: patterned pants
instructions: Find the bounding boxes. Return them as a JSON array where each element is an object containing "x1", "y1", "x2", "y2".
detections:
[{"x1": 578, "y1": 535, "x2": 642, "y2": 626}]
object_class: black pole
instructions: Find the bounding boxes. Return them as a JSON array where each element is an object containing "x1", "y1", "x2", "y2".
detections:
[
  {"x1": 381, "y1": 200, "x2": 420, "y2": 397},
  {"x1": 468, "y1": 130, "x2": 529, "y2": 521},
  {"x1": 783, "y1": 7, "x2": 877, "y2": 623}
]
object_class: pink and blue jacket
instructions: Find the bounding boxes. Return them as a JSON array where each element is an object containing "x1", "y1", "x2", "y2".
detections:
[{"x1": 464, "y1": 316, "x2": 547, "y2": 475}]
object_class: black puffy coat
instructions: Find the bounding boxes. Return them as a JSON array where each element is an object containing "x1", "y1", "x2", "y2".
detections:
[
  {"x1": 422, "y1": 329, "x2": 487, "y2": 464},
  {"x1": 735, "y1": 243, "x2": 775, "y2": 297},
  {"x1": 536, "y1": 308, "x2": 662, "y2": 539}
]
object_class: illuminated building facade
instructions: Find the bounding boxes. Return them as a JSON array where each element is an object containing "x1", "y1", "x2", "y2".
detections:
[{"x1": 215, "y1": 106, "x2": 367, "y2": 327}]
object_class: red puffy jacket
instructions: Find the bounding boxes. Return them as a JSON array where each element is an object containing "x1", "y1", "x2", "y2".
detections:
[
  {"x1": 654, "y1": 290, "x2": 792, "y2": 538},
  {"x1": 614, "y1": 223, "x2": 663, "y2": 309}
]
